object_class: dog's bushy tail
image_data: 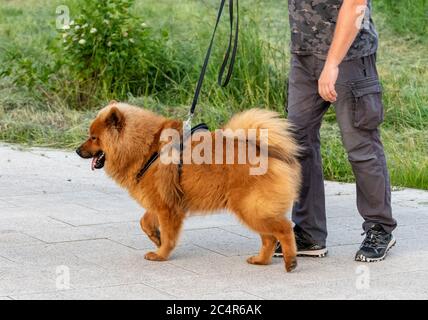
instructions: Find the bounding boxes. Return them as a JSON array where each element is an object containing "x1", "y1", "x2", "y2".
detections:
[{"x1": 223, "y1": 108, "x2": 300, "y2": 165}]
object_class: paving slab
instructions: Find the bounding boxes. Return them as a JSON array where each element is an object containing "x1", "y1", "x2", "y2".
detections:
[
  {"x1": 11, "y1": 283, "x2": 174, "y2": 300},
  {"x1": 0, "y1": 143, "x2": 427, "y2": 299}
]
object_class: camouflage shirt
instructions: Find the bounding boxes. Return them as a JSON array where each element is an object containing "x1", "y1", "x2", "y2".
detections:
[{"x1": 288, "y1": 0, "x2": 378, "y2": 60}]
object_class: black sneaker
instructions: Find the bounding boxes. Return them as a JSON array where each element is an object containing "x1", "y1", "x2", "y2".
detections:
[
  {"x1": 274, "y1": 227, "x2": 328, "y2": 258},
  {"x1": 355, "y1": 224, "x2": 396, "y2": 262}
]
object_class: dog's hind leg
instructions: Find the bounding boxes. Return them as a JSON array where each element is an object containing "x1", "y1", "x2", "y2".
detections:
[
  {"x1": 144, "y1": 209, "x2": 185, "y2": 261},
  {"x1": 140, "y1": 211, "x2": 161, "y2": 247},
  {"x1": 271, "y1": 218, "x2": 297, "y2": 272},
  {"x1": 247, "y1": 234, "x2": 277, "y2": 265},
  {"x1": 241, "y1": 215, "x2": 297, "y2": 272}
]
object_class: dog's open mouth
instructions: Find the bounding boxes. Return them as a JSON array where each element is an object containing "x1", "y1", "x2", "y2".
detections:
[{"x1": 91, "y1": 151, "x2": 106, "y2": 170}]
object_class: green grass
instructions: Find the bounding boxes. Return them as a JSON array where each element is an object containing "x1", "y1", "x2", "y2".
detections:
[
  {"x1": 321, "y1": 123, "x2": 428, "y2": 190},
  {"x1": 373, "y1": 0, "x2": 428, "y2": 40},
  {"x1": 0, "y1": 0, "x2": 427, "y2": 189}
]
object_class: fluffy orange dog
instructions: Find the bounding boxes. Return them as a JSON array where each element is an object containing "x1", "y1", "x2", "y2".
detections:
[{"x1": 77, "y1": 102, "x2": 301, "y2": 272}]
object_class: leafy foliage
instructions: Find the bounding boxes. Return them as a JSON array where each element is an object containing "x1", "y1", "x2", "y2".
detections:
[{"x1": 59, "y1": 0, "x2": 179, "y2": 106}]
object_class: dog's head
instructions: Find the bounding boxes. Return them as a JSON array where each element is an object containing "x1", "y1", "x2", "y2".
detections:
[
  {"x1": 76, "y1": 101, "x2": 126, "y2": 170},
  {"x1": 76, "y1": 101, "x2": 166, "y2": 174}
]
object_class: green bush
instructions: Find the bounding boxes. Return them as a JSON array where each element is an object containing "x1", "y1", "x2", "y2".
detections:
[{"x1": 59, "y1": 0, "x2": 180, "y2": 107}]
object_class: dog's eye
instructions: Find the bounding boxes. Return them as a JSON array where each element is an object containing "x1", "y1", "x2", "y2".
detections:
[{"x1": 91, "y1": 136, "x2": 97, "y2": 141}]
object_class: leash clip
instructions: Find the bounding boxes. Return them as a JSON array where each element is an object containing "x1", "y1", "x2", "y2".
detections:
[{"x1": 183, "y1": 112, "x2": 194, "y2": 138}]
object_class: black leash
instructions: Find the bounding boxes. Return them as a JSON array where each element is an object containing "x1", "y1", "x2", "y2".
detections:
[
  {"x1": 188, "y1": 0, "x2": 239, "y2": 120},
  {"x1": 136, "y1": 0, "x2": 238, "y2": 181}
]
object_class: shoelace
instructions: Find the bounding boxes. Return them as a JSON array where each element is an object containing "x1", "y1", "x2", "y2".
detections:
[{"x1": 361, "y1": 229, "x2": 387, "y2": 248}]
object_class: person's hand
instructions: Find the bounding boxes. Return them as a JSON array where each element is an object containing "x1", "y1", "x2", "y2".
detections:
[{"x1": 318, "y1": 63, "x2": 339, "y2": 102}]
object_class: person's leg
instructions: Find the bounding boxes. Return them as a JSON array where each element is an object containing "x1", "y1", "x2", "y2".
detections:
[
  {"x1": 332, "y1": 54, "x2": 397, "y2": 234},
  {"x1": 287, "y1": 54, "x2": 330, "y2": 248}
]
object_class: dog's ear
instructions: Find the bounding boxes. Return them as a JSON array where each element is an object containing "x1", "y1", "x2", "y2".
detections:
[{"x1": 105, "y1": 106, "x2": 125, "y2": 131}]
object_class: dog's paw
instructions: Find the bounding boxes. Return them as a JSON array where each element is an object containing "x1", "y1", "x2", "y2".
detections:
[
  {"x1": 285, "y1": 257, "x2": 298, "y2": 272},
  {"x1": 246, "y1": 256, "x2": 270, "y2": 265},
  {"x1": 144, "y1": 251, "x2": 166, "y2": 261}
]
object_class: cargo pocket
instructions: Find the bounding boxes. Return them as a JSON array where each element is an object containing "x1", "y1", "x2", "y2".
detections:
[{"x1": 350, "y1": 77, "x2": 384, "y2": 130}]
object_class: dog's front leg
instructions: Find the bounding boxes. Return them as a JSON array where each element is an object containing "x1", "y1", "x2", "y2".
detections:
[
  {"x1": 140, "y1": 211, "x2": 161, "y2": 247},
  {"x1": 144, "y1": 209, "x2": 185, "y2": 261}
]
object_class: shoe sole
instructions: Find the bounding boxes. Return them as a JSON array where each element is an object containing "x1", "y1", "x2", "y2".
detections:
[
  {"x1": 274, "y1": 248, "x2": 328, "y2": 258},
  {"x1": 355, "y1": 237, "x2": 396, "y2": 263}
]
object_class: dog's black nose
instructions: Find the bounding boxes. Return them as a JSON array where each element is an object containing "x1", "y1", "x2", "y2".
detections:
[{"x1": 76, "y1": 147, "x2": 82, "y2": 157}]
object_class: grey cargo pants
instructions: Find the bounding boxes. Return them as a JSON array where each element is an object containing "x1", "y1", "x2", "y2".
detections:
[{"x1": 287, "y1": 53, "x2": 397, "y2": 246}]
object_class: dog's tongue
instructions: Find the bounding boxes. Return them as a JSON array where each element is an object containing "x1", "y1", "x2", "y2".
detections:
[{"x1": 91, "y1": 156, "x2": 97, "y2": 171}]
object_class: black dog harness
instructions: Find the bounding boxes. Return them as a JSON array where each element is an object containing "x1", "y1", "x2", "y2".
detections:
[{"x1": 135, "y1": 123, "x2": 209, "y2": 182}]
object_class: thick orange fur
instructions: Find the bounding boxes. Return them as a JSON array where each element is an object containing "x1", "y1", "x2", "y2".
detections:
[{"x1": 78, "y1": 102, "x2": 301, "y2": 272}]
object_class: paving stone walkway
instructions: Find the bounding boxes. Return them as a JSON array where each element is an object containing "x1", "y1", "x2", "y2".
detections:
[{"x1": 0, "y1": 144, "x2": 427, "y2": 299}]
